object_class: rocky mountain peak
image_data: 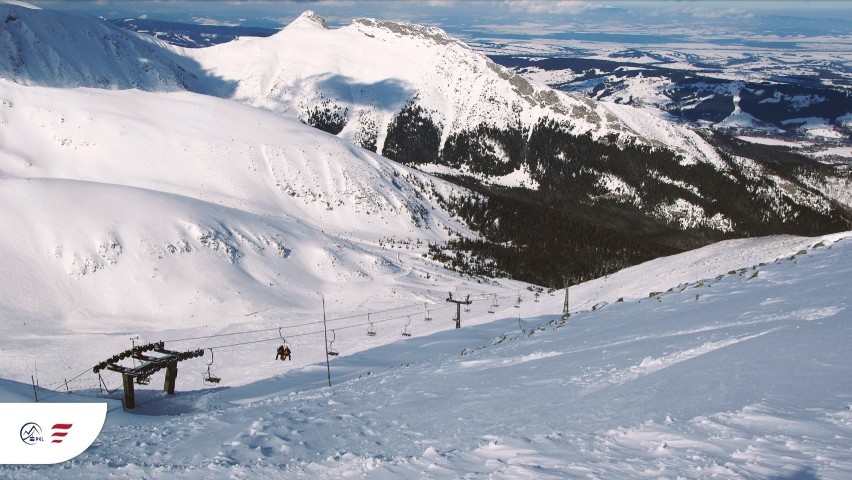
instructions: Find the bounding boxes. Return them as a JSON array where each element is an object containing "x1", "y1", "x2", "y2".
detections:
[
  {"x1": 352, "y1": 17, "x2": 462, "y2": 48},
  {"x1": 288, "y1": 10, "x2": 327, "y2": 29}
]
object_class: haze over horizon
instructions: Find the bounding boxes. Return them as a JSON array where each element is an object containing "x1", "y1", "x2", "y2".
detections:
[{"x1": 29, "y1": 0, "x2": 852, "y2": 41}]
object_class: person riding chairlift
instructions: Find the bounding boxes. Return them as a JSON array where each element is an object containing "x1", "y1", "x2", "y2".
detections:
[{"x1": 276, "y1": 345, "x2": 291, "y2": 361}]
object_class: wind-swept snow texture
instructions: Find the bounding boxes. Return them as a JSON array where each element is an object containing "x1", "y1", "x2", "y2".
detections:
[{"x1": 2, "y1": 232, "x2": 850, "y2": 478}]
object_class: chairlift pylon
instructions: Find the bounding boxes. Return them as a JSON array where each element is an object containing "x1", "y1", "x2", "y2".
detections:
[
  {"x1": 424, "y1": 303, "x2": 432, "y2": 322},
  {"x1": 515, "y1": 290, "x2": 522, "y2": 308},
  {"x1": 327, "y1": 329, "x2": 339, "y2": 357},
  {"x1": 203, "y1": 348, "x2": 221, "y2": 385}
]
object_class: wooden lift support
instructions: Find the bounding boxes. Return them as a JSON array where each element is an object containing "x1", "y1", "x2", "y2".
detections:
[
  {"x1": 446, "y1": 292, "x2": 472, "y2": 329},
  {"x1": 93, "y1": 342, "x2": 204, "y2": 410}
]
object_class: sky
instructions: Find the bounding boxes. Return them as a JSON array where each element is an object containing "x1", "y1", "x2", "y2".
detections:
[{"x1": 28, "y1": 0, "x2": 852, "y2": 41}]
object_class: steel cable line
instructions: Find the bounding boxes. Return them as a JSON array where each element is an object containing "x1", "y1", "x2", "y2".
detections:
[
  {"x1": 164, "y1": 297, "x2": 464, "y2": 344},
  {"x1": 34, "y1": 287, "x2": 538, "y2": 395}
]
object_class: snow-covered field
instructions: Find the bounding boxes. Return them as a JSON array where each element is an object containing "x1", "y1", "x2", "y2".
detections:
[
  {"x1": 2, "y1": 232, "x2": 850, "y2": 478},
  {"x1": 1, "y1": 2, "x2": 851, "y2": 477}
]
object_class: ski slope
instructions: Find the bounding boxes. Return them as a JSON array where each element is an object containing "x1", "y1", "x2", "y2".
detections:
[{"x1": 1, "y1": 232, "x2": 849, "y2": 478}]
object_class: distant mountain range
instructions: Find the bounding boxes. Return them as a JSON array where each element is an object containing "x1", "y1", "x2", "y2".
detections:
[
  {"x1": 1, "y1": 4, "x2": 850, "y2": 288},
  {"x1": 492, "y1": 55, "x2": 852, "y2": 162},
  {"x1": 109, "y1": 18, "x2": 277, "y2": 48}
]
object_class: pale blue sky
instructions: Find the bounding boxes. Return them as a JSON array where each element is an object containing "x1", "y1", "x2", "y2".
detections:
[{"x1": 29, "y1": 1, "x2": 852, "y2": 42}]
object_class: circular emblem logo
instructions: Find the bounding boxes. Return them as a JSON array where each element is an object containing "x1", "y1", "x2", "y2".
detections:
[{"x1": 20, "y1": 422, "x2": 43, "y2": 445}]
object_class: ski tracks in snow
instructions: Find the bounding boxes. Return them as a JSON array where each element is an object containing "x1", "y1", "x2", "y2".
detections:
[{"x1": 578, "y1": 329, "x2": 776, "y2": 394}]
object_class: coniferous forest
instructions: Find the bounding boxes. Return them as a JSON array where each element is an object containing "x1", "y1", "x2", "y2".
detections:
[{"x1": 382, "y1": 102, "x2": 852, "y2": 288}]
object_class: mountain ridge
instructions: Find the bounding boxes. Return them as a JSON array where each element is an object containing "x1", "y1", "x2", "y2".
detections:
[{"x1": 1, "y1": 5, "x2": 849, "y2": 288}]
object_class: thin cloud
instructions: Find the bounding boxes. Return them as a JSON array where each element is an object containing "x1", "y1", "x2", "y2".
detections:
[
  {"x1": 502, "y1": 0, "x2": 602, "y2": 15},
  {"x1": 690, "y1": 7, "x2": 754, "y2": 19}
]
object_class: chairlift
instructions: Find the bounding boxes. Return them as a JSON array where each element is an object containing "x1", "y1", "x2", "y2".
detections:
[
  {"x1": 203, "y1": 348, "x2": 221, "y2": 385},
  {"x1": 488, "y1": 294, "x2": 498, "y2": 314},
  {"x1": 327, "y1": 329, "x2": 339, "y2": 357},
  {"x1": 402, "y1": 316, "x2": 412, "y2": 337},
  {"x1": 424, "y1": 303, "x2": 432, "y2": 322},
  {"x1": 278, "y1": 327, "x2": 289, "y2": 348},
  {"x1": 367, "y1": 313, "x2": 377, "y2": 337},
  {"x1": 135, "y1": 375, "x2": 151, "y2": 385},
  {"x1": 515, "y1": 291, "x2": 522, "y2": 308}
]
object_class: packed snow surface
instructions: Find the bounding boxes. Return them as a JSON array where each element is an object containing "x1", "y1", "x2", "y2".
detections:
[{"x1": 2, "y1": 232, "x2": 850, "y2": 478}]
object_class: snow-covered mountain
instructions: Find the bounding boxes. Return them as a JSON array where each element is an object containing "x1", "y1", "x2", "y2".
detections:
[
  {"x1": 495, "y1": 54, "x2": 852, "y2": 162},
  {"x1": 172, "y1": 11, "x2": 851, "y2": 246},
  {"x1": 186, "y1": 11, "x2": 722, "y2": 168},
  {"x1": 1, "y1": 2, "x2": 849, "y2": 286},
  {"x1": 0, "y1": 5, "x2": 722, "y2": 170}
]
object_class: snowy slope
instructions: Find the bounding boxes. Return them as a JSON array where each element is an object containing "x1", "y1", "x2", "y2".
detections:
[
  {"x1": 0, "y1": 77, "x2": 544, "y2": 386},
  {"x1": 1, "y1": 232, "x2": 849, "y2": 478},
  {"x1": 0, "y1": 3, "x2": 199, "y2": 91},
  {"x1": 0, "y1": 79, "x2": 465, "y2": 234}
]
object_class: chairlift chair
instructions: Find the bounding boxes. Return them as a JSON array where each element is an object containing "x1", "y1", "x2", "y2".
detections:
[
  {"x1": 203, "y1": 348, "x2": 221, "y2": 385},
  {"x1": 136, "y1": 375, "x2": 151, "y2": 385},
  {"x1": 402, "y1": 316, "x2": 412, "y2": 337},
  {"x1": 488, "y1": 294, "x2": 498, "y2": 314},
  {"x1": 367, "y1": 313, "x2": 377, "y2": 337},
  {"x1": 327, "y1": 329, "x2": 339, "y2": 357}
]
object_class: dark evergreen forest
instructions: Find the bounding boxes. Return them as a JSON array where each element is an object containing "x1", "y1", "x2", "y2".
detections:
[{"x1": 382, "y1": 103, "x2": 851, "y2": 288}]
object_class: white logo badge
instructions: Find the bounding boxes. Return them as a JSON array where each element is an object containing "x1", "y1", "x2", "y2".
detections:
[{"x1": 1, "y1": 403, "x2": 107, "y2": 464}]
